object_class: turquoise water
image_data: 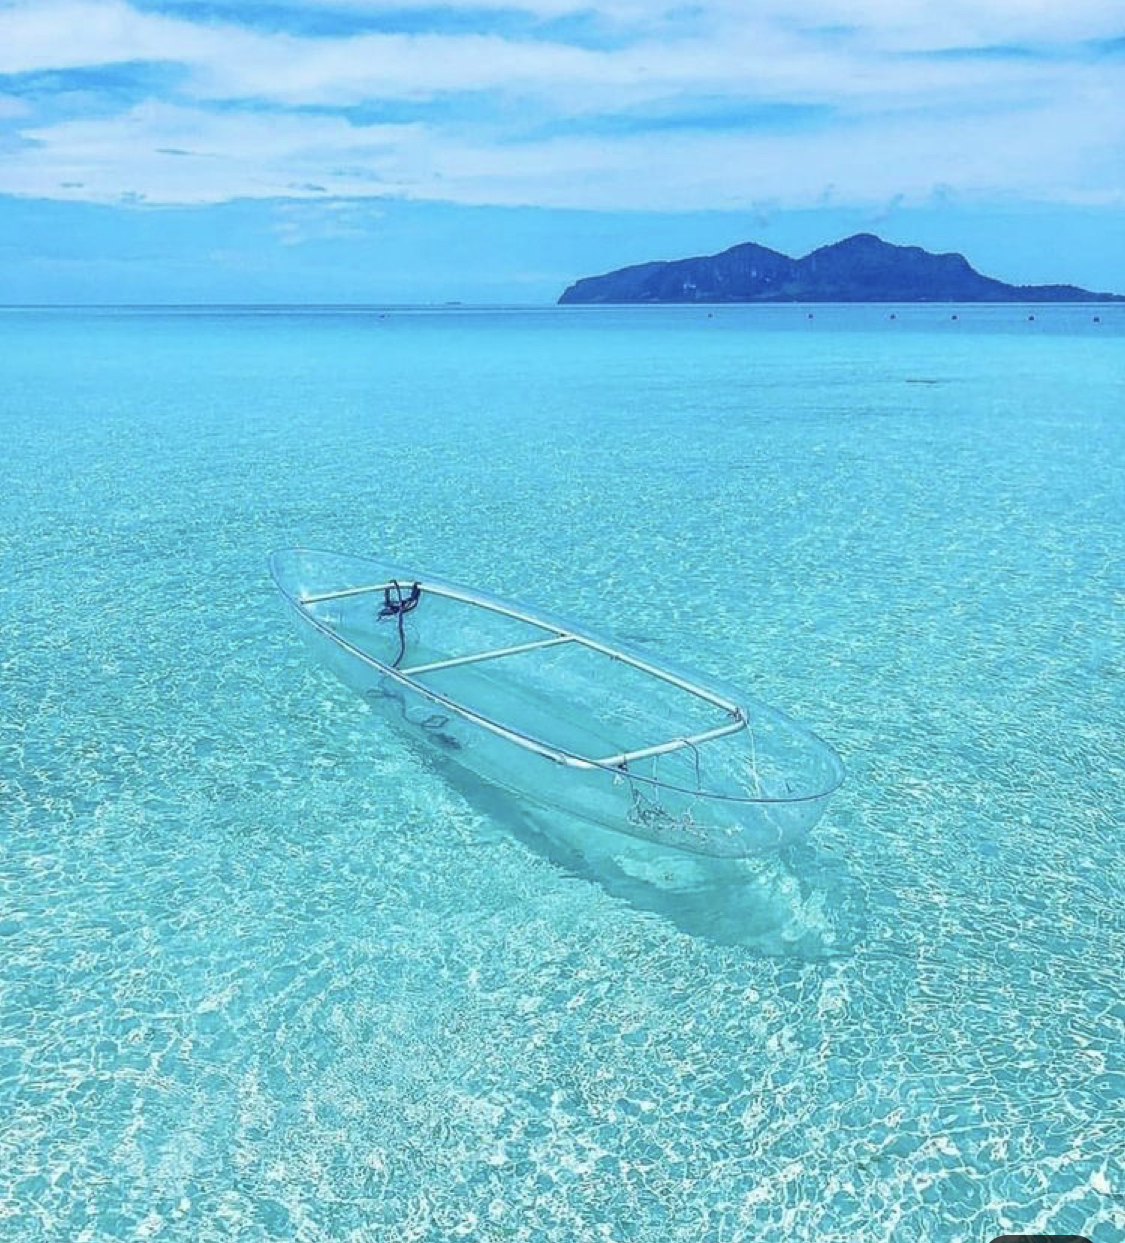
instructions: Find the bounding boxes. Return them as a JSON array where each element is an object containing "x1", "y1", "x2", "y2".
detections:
[{"x1": 2, "y1": 304, "x2": 1123, "y2": 1241}]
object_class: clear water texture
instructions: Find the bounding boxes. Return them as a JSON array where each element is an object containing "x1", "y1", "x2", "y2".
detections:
[{"x1": 2, "y1": 304, "x2": 1123, "y2": 1241}]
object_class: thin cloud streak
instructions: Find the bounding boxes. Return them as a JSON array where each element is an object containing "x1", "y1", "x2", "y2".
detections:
[{"x1": 124, "y1": 0, "x2": 1125, "y2": 46}]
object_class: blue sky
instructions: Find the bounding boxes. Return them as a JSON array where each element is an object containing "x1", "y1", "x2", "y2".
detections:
[{"x1": 0, "y1": 0, "x2": 1122, "y2": 302}]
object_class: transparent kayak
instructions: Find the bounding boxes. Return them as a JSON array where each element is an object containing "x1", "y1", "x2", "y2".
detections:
[{"x1": 269, "y1": 549, "x2": 845, "y2": 856}]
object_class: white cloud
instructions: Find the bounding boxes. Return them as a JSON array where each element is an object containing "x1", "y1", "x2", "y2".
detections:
[
  {"x1": 4, "y1": 91, "x2": 1122, "y2": 211},
  {"x1": 272, "y1": 198, "x2": 384, "y2": 245},
  {"x1": 0, "y1": 0, "x2": 1121, "y2": 210},
  {"x1": 4, "y1": 102, "x2": 422, "y2": 202},
  {"x1": 1, "y1": 0, "x2": 1120, "y2": 110}
]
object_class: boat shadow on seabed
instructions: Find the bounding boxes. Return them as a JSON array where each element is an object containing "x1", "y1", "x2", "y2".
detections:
[{"x1": 420, "y1": 742, "x2": 866, "y2": 959}]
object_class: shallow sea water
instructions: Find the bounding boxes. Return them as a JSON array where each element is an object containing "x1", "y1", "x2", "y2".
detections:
[{"x1": 2, "y1": 304, "x2": 1123, "y2": 1242}]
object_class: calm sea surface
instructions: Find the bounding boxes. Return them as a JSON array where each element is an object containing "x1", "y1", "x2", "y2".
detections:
[{"x1": 2, "y1": 304, "x2": 1123, "y2": 1241}]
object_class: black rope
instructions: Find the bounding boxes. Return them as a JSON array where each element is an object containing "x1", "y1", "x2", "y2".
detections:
[
  {"x1": 364, "y1": 686, "x2": 460, "y2": 749},
  {"x1": 377, "y1": 579, "x2": 421, "y2": 668}
]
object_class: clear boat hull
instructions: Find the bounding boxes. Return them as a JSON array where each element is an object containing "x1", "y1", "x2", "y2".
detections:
[{"x1": 269, "y1": 549, "x2": 844, "y2": 857}]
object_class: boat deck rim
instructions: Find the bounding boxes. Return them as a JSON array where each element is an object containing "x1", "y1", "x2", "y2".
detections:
[{"x1": 269, "y1": 549, "x2": 846, "y2": 805}]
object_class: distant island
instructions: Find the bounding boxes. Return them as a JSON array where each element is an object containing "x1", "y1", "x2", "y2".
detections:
[{"x1": 558, "y1": 233, "x2": 1124, "y2": 305}]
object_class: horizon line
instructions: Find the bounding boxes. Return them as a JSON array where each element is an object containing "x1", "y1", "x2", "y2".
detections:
[{"x1": 2, "y1": 300, "x2": 1122, "y2": 311}]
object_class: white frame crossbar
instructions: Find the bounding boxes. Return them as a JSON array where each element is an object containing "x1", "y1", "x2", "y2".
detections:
[
  {"x1": 400, "y1": 635, "x2": 574, "y2": 676},
  {"x1": 594, "y1": 719, "x2": 747, "y2": 767},
  {"x1": 296, "y1": 577, "x2": 748, "y2": 771}
]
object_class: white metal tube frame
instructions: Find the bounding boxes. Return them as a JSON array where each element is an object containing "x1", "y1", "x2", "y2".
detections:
[{"x1": 282, "y1": 576, "x2": 829, "y2": 805}]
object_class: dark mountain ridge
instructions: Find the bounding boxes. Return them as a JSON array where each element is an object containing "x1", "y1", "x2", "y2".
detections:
[{"x1": 558, "y1": 233, "x2": 1123, "y2": 304}]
